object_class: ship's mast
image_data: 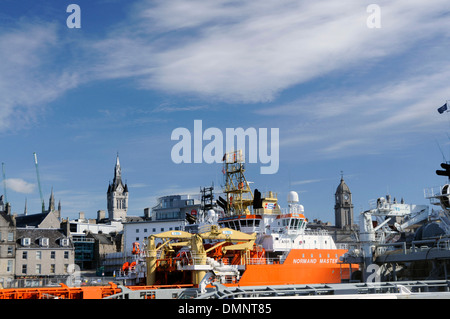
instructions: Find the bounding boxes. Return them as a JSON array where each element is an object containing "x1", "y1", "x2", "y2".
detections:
[{"x1": 222, "y1": 150, "x2": 253, "y2": 216}]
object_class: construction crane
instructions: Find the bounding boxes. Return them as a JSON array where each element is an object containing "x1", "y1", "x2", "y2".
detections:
[
  {"x1": 33, "y1": 152, "x2": 45, "y2": 213},
  {"x1": 1, "y1": 162, "x2": 7, "y2": 204}
]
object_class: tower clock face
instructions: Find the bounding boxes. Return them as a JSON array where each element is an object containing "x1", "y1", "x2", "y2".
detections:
[
  {"x1": 117, "y1": 185, "x2": 123, "y2": 192},
  {"x1": 344, "y1": 194, "x2": 349, "y2": 200}
]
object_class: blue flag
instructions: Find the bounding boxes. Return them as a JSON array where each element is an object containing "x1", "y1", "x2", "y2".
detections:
[{"x1": 438, "y1": 102, "x2": 448, "y2": 114}]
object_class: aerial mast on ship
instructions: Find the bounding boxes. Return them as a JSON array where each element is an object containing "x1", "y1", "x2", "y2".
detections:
[{"x1": 222, "y1": 150, "x2": 254, "y2": 216}]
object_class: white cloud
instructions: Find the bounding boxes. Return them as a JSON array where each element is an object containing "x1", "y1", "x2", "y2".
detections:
[
  {"x1": 257, "y1": 60, "x2": 450, "y2": 160},
  {"x1": 91, "y1": 0, "x2": 450, "y2": 103},
  {"x1": 5, "y1": 179, "x2": 35, "y2": 194},
  {"x1": 0, "y1": 22, "x2": 80, "y2": 132},
  {"x1": 292, "y1": 179, "x2": 322, "y2": 186},
  {"x1": 128, "y1": 183, "x2": 148, "y2": 188}
]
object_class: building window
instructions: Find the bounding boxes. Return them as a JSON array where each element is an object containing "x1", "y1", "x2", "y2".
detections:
[
  {"x1": 136, "y1": 237, "x2": 139, "y2": 241},
  {"x1": 144, "y1": 228, "x2": 147, "y2": 233},
  {"x1": 36, "y1": 264, "x2": 41, "y2": 275},
  {"x1": 64, "y1": 264, "x2": 69, "y2": 273},
  {"x1": 22, "y1": 264, "x2": 27, "y2": 274},
  {"x1": 50, "y1": 264, "x2": 55, "y2": 274},
  {"x1": 36, "y1": 251, "x2": 42, "y2": 260},
  {"x1": 7, "y1": 246, "x2": 13, "y2": 256},
  {"x1": 136, "y1": 229, "x2": 139, "y2": 233},
  {"x1": 152, "y1": 228, "x2": 156, "y2": 232},
  {"x1": 51, "y1": 251, "x2": 56, "y2": 259},
  {"x1": 22, "y1": 251, "x2": 27, "y2": 259},
  {"x1": 160, "y1": 228, "x2": 164, "y2": 232},
  {"x1": 7, "y1": 232, "x2": 13, "y2": 242},
  {"x1": 64, "y1": 251, "x2": 69, "y2": 259},
  {"x1": 7, "y1": 260, "x2": 13, "y2": 273}
]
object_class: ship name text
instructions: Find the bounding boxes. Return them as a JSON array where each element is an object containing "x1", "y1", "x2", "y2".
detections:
[{"x1": 292, "y1": 258, "x2": 338, "y2": 264}]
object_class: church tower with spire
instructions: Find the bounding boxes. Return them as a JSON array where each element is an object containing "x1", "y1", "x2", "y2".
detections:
[
  {"x1": 46, "y1": 188, "x2": 61, "y2": 220},
  {"x1": 107, "y1": 154, "x2": 128, "y2": 221},
  {"x1": 334, "y1": 173, "x2": 354, "y2": 229}
]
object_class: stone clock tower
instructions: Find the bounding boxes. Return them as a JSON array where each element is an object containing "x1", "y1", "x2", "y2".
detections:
[
  {"x1": 334, "y1": 173, "x2": 354, "y2": 229},
  {"x1": 107, "y1": 154, "x2": 128, "y2": 221}
]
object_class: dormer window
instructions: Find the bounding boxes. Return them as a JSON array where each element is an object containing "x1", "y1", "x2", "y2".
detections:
[
  {"x1": 60, "y1": 238, "x2": 70, "y2": 247},
  {"x1": 22, "y1": 238, "x2": 31, "y2": 246},
  {"x1": 40, "y1": 238, "x2": 49, "y2": 247}
]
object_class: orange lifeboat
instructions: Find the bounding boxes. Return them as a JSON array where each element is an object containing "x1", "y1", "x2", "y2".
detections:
[{"x1": 132, "y1": 242, "x2": 140, "y2": 254}]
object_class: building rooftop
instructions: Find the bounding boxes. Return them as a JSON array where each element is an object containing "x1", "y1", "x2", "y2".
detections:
[{"x1": 16, "y1": 228, "x2": 73, "y2": 249}]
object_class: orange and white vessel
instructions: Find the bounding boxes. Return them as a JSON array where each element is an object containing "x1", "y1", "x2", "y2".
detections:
[{"x1": 140, "y1": 150, "x2": 355, "y2": 289}]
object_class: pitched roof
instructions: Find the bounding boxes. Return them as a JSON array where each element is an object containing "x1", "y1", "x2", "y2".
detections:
[
  {"x1": 0, "y1": 211, "x2": 15, "y2": 226},
  {"x1": 15, "y1": 213, "x2": 48, "y2": 227},
  {"x1": 16, "y1": 228, "x2": 73, "y2": 249}
]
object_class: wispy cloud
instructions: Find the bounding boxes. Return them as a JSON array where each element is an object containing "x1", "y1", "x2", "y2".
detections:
[
  {"x1": 292, "y1": 179, "x2": 322, "y2": 186},
  {"x1": 258, "y1": 61, "x2": 450, "y2": 160},
  {"x1": 90, "y1": 0, "x2": 450, "y2": 103},
  {"x1": 128, "y1": 183, "x2": 148, "y2": 188},
  {"x1": 0, "y1": 22, "x2": 80, "y2": 132},
  {"x1": 5, "y1": 178, "x2": 35, "y2": 194},
  {"x1": 3, "y1": 0, "x2": 450, "y2": 132},
  {"x1": 152, "y1": 104, "x2": 209, "y2": 113}
]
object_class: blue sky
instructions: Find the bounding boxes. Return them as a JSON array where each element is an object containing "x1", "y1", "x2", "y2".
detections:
[{"x1": 1, "y1": 0, "x2": 450, "y2": 223}]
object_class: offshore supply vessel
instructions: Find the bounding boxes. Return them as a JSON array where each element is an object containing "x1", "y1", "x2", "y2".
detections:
[{"x1": 118, "y1": 150, "x2": 354, "y2": 290}]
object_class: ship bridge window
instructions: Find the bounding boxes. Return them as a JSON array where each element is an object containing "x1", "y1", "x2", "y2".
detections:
[
  {"x1": 242, "y1": 219, "x2": 256, "y2": 227},
  {"x1": 288, "y1": 218, "x2": 304, "y2": 230},
  {"x1": 239, "y1": 219, "x2": 260, "y2": 228}
]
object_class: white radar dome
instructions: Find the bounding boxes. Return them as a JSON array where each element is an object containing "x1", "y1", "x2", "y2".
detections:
[
  {"x1": 207, "y1": 209, "x2": 216, "y2": 218},
  {"x1": 287, "y1": 191, "x2": 299, "y2": 203},
  {"x1": 298, "y1": 205, "x2": 304, "y2": 213}
]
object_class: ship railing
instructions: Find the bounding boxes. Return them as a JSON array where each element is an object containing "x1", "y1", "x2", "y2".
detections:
[
  {"x1": 374, "y1": 237, "x2": 450, "y2": 257},
  {"x1": 246, "y1": 257, "x2": 286, "y2": 265},
  {"x1": 270, "y1": 226, "x2": 303, "y2": 235},
  {"x1": 260, "y1": 191, "x2": 278, "y2": 199},
  {"x1": 279, "y1": 206, "x2": 304, "y2": 215},
  {"x1": 246, "y1": 258, "x2": 266, "y2": 265},
  {"x1": 424, "y1": 185, "x2": 445, "y2": 199},
  {"x1": 336, "y1": 243, "x2": 352, "y2": 250},
  {"x1": 198, "y1": 224, "x2": 213, "y2": 234},
  {"x1": 185, "y1": 254, "x2": 284, "y2": 266},
  {"x1": 304, "y1": 229, "x2": 330, "y2": 236}
]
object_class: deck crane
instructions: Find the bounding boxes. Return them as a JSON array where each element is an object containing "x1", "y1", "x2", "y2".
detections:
[
  {"x1": 33, "y1": 152, "x2": 45, "y2": 213},
  {"x1": 1, "y1": 162, "x2": 7, "y2": 204}
]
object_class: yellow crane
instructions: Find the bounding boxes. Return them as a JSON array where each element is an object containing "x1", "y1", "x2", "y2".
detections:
[{"x1": 146, "y1": 225, "x2": 256, "y2": 286}]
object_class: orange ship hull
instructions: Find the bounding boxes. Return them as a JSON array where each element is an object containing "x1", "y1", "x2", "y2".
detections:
[
  {"x1": 0, "y1": 249, "x2": 353, "y2": 299},
  {"x1": 227, "y1": 249, "x2": 352, "y2": 287}
]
